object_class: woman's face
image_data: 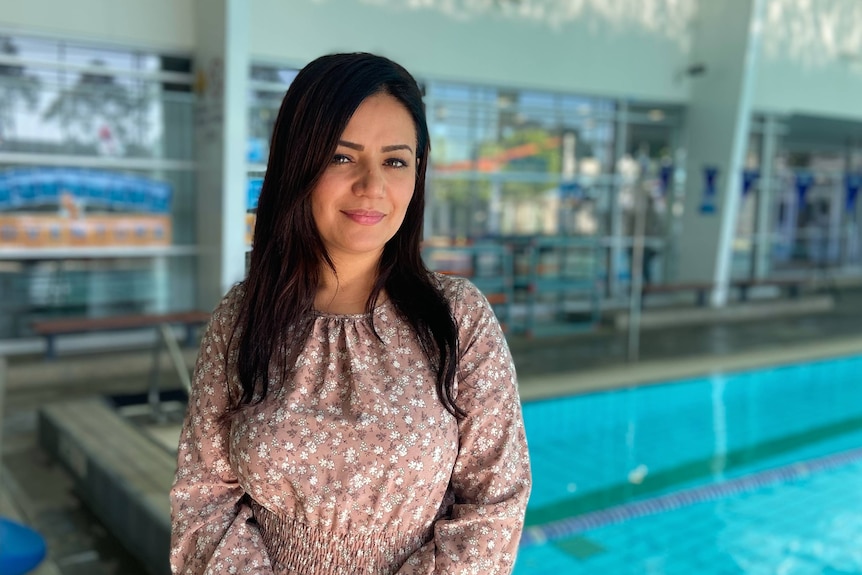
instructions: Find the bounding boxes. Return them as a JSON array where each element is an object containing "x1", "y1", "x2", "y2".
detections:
[{"x1": 311, "y1": 92, "x2": 417, "y2": 264}]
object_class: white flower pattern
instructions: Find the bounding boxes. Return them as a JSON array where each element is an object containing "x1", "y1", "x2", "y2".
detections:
[{"x1": 170, "y1": 274, "x2": 531, "y2": 575}]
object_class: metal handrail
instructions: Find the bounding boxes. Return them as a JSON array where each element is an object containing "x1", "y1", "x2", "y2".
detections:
[{"x1": 147, "y1": 324, "x2": 192, "y2": 422}]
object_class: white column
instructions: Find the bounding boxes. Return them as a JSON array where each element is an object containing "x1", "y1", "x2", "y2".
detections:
[
  {"x1": 609, "y1": 102, "x2": 628, "y2": 300},
  {"x1": 0, "y1": 357, "x2": 5, "y2": 487},
  {"x1": 676, "y1": 0, "x2": 767, "y2": 306},
  {"x1": 151, "y1": 254, "x2": 169, "y2": 313},
  {"x1": 488, "y1": 180, "x2": 502, "y2": 237},
  {"x1": 828, "y1": 178, "x2": 843, "y2": 265},
  {"x1": 194, "y1": 0, "x2": 250, "y2": 309},
  {"x1": 754, "y1": 114, "x2": 777, "y2": 279}
]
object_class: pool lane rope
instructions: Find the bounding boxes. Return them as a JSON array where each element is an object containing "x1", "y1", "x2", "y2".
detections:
[{"x1": 521, "y1": 445, "x2": 862, "y2": 547}]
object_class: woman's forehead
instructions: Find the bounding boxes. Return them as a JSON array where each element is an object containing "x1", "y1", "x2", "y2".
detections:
[{"x1": 339, "y1": 93, "x2": 417, "y2": 146}]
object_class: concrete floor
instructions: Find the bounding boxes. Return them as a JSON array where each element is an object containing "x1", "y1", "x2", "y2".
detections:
[{"x1": 3, "y1": 289, "x2": 862, "y2": 575}]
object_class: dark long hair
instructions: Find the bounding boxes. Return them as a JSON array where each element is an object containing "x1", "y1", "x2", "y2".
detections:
[{"x1": 233, "y1": 53, "x2": 463, "y2": 418}]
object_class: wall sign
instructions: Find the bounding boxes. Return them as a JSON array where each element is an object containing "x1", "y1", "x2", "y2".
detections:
[
  {"x1": 700, "y1": 166, "x2": 719, "y2": 214},
  {"x1": 742, "y1": 169, "x2": 760, "y2": 197},
  {"x1": 795, "y1": 172, "x2": 815, "y2": 208},
  {"x1": 0, "y1": 168, "x2": 172, "y2": 249},
  {"x1": 846, "y1": 173, "x2": 861, "y2": 213}
]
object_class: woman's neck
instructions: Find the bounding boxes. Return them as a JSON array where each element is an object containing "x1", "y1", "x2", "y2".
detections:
[{"x1": 314, "y1": 253, "x2": 383, "y2": 315}]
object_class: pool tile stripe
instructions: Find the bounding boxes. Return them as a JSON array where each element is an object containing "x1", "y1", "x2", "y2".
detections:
[
  {"x1": 520, "y1": 446, "x2": 862, "y2": 548},
  {"x1": 525, "y1": 412, "x2": 862, "y2": 527},
  {"x1": 553, "y1": 536, "x2": 606, "y2": 560}
]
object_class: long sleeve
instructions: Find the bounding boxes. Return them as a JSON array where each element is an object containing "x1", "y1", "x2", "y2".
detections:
[
  {"x1": 170, "y1": 288, "x2": 274, "y2": 575},
  {"x1": 398, "y1": 280, "x2": 532, "y2": 575}
]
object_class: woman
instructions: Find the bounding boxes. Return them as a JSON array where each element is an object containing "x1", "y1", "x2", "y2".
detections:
[{"x1": 170, "y1": 52, "x2": 531, "y2": 575}]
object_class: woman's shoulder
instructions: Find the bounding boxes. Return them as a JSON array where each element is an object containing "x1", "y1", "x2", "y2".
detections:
[
  {"x1": 429, "y1": 271, "x2": 467, "y2": 300},
  {"x1": 209, "y1": 281, "x2": 246, "y2": 327},
  {"x1": 429, "y1": 272, "x2": 487, "y2": 310}
]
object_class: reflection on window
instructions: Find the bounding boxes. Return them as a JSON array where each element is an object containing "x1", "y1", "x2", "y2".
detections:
[
  {"x1": 0, "y1": 34, "x2": 193, "y2": 160},
  {"x1": 426, "y1": 82, "x2": 617, "y2": 240},
  {"x1": 247, "y1": 65, "x2": 298, "y2": 164}
]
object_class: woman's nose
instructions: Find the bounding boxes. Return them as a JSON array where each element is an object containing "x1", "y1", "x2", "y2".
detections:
[{"x1": 354, "y1": 166, "x2": 385, "y2": 197}]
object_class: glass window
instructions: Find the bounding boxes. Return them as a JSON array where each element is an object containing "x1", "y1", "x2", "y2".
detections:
[
  {"x1": 0, "y1": 35, "x2": 193, "y2": 161},
  {"x1": 426, "y1": 81, "x2": 617, "y2": 241},
  {"x1": 763, "y1": 114, "x2": 862, "y2": 273},
  {"x1": 247, "y1": 64, "x2": 297, "y2": 165},
  {"x1": 246, "y1": 63, "x2": 299, "y2": 247},
  {"x1": 0, "y1": 34, "x2": 197, "y2": 339}
]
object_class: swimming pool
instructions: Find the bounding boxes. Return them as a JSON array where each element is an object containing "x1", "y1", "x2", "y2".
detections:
[{"x1": 516, "y1": 354, "x2": 862, "y2": 574}]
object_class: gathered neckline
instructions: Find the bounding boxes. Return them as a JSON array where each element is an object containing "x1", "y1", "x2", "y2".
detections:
[{"x1": 311, "y1": 298, "x2": 390, "y2": 320}]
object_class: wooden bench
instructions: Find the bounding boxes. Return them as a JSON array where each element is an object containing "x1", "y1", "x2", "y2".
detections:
[
  {"x1": 733, "y1": 278, "x2": 805, "y2": 301},
  {"x1": 31, "y1": 311, "x2": 210, "y2": 359},
  {"x1": 642, "y1": 282, "x2": 714, "y2": 306},
  {"x1": 642, "y1": 278, "x2": 808, "y2": 306}
]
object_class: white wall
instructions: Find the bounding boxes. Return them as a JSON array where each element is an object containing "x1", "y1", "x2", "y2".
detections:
[
  {"x1": 0, "y1": 0, "x2": 195, "y2": 53},
  {"x1": 676, "y1": 0, "x2": 763, "y2": 298},
  {"x1": 194, "y1": 0, "x2": 250, "y2": 309},
  {"x1": 4, "y1": 0, "x2": 862, "y2": 122},
  {"x1": 754, "y1": 0, "x2": 862, "y2": 120},
  {"x1": 250, "y1": 0, "x2": 693, "y2": 102}
]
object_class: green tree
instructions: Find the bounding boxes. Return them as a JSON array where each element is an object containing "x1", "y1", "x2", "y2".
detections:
[
  {"x1": 0, "y1": 37, "x2": 41, "y2": 139},
  {"x1": 43, "y1": 59, "x2": 143, "y2": 152},
  {"x1": 487, "y1": 127, "x2": 565, "y2": 200}
]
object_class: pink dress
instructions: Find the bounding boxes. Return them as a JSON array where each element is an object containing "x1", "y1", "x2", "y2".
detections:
[{"x1": 170, "y1": 275, "x2": 531, "y2": 575}]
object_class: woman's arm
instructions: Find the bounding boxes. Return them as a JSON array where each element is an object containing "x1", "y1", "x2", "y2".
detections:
[
  {"x1": 170, "y1": 287, "x2": 274, "y2": 575},
  {"x1": 399, "y1": 279, "x2": 532, "y2": 575}
]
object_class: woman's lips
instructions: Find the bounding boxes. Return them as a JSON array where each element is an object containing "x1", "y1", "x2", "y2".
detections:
[{"x1": 342, "y1": 210, "x2": 385, "y2": 225}]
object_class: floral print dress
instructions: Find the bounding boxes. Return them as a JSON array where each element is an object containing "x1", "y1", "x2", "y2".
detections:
[{"x1": 170, "y1": 275, "x2": 531, "y2": 575}]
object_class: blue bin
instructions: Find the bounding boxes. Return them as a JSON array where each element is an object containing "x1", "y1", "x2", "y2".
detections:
[{"x1": 0, "y1": 517, "x2": 46, "y2": 575}]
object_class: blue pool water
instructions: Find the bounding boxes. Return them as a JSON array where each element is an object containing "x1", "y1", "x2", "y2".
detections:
[{"x1": 516, "y1": 354, "x2": 862, "y2": 574}]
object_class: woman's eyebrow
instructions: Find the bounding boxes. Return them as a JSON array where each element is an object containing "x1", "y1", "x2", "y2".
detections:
[
  {"x1": 337, "y1": 140, "x2": 414, "y2": 154},
  {"x1": 381, "y1": 144, "x2": 414, "y2": 154},
  {"x1": 338, "y1": 139, "x2": 363, "y2": 151}
]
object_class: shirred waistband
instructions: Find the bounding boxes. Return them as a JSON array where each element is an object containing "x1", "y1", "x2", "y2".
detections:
[{"x1": 248, "y1": 498, "x2": 433, "y2": 575}]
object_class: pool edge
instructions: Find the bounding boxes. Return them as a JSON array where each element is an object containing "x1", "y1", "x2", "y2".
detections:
[{"x1": 518, "y1": 335, "x2": 862, "y2": 401}]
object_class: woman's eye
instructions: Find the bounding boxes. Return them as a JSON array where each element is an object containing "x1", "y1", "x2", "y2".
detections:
[
  {"x1": 332, "y1": 154, "x2": 351, "y2": 164},
  {"x1": 386, "y1": 158, "x2": 408, "y2": 168}
]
